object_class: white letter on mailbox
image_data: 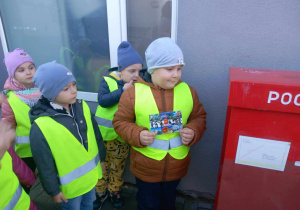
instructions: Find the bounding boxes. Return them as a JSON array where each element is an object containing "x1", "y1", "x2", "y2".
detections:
[
  {"x1": 267, "y1": 91, "x2": 279, "y2": 104},
  {"x1": 294, "y1": 94, "x2": 300, "y2": 106},
  {"x1": 281, "y1": 93, "x2": 292, "y2": 105}
]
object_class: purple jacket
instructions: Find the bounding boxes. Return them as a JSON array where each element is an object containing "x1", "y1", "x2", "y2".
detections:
[{"x1": 8, "y1": 146, "x2": 36, "y2": 186}]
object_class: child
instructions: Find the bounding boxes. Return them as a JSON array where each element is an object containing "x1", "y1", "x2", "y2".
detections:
[
  {"x1": 0, "y1": 109, "x2": 37, "y2": 210},
  {"x1": 94, "y1": 41, "x2": 143, "y2": 209},
  {"x1": 29, "y1": 61, "x2": 106, "y2": 209},
  {"x1": 2, "y1": 48, "x2": 40, "y2": 192},
  {"x1": 113, "y1": 37, "x2": 207, "y2": 209}
]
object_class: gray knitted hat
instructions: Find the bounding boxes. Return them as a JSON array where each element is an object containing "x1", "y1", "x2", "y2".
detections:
[
  {"x1": 145, "y1": 37, "x2": 185, "y2": 74},
  {"x1": 33, "y1": 61, "x2": 76, "y2": 101}
]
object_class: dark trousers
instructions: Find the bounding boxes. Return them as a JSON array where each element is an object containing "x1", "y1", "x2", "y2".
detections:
[
  {"x1": 21, "y1": 157, "x2": 36, "y2": 194},
  {"x1": 135, "y1": 177, "x2": 180, "y2": 210}
]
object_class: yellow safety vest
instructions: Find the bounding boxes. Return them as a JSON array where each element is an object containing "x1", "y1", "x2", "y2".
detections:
[
  {"x1": 7, "y1": 91, "x2": 32, "y2": 158},
  {"x1": 0, "y1": 152, "x2": 30, "y2": 210},
  {"x1": 134, "y1": 82, "x2": 193, "y2": 161},
  {"x1": 95, "y1": 76, "x2": 123, "y2": 142},
  {"x1": 34, "y1": 100, "x2": 102, "y2": 199}
]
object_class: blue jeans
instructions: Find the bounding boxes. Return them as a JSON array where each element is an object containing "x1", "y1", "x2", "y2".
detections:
[
  {"x1": 61, "y1": 188, "x2": 96, "y2": 210},
  {"x1": 135, "y1": 177, "x2": 180, "y2": 210}
]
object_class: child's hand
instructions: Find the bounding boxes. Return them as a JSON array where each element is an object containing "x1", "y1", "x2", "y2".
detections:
[
  {"x1": 180, "y1": 128, "x2": 195, "y2": 145},
  {"x1": 140, "y1": 130, "x2": 155, "y2": 146},
  {"x1": 100, "y1": 161, "x2": 106, "y2": 172},
  {"x1": 51, "y1": 192, "x2": 68, "y2": 203},
  {"x1": 0, "y1": 121, "x2": 15, "y2": 152},
  {"x1": 123, "y1": 80, "x2": 134, "y2": 90}
]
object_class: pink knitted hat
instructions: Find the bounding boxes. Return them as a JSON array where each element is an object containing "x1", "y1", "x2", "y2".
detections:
[{"x1": 4, "y1": 48, "x2": 35, "y2": 78}]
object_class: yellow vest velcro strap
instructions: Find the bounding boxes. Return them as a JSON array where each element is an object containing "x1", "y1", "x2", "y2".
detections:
[
  {"x1": 149, "y1": 137, "x2": 182, "y2": 151},
  {"x1": 94, "y1": 116, "x2": 113, "y2": 128},
  {"x1": 60, "y1": 154, "x2": 100, "y2": 186},
  {"x1": 4, "y1": 183, "x2": 22, "y2": 210},
  {"x1": 15, "y1": 136, "x2": 30, "y2": 144}
]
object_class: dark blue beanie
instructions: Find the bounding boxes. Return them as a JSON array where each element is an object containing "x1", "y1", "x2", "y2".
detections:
[
  {"x1": 33, "y1": 61, "x2": 76, "y2": 101},
  {"x1": 117, "y1": 41, "x2": 143, "y2": 71}
]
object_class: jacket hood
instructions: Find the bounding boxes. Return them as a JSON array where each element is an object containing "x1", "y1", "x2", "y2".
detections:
[
  {"x1": 105, "y1": 67, "x2": 118, "y2": 77},
  {"x1": 29, "y1": 96, "x2": 68, "y2": 124},
  {"x1": 4, "y1": 76, "x2": 35, "y2": 91},
  {"x1": 103, "y1": 67, "x2": 125, "y2": 85}
]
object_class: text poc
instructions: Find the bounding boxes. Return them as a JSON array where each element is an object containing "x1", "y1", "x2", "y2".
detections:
[{"x1": 268, "y1": 91, "x2": 300, "y2": 106}]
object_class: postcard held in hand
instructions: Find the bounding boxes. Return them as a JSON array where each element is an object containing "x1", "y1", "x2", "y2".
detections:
[{"x1": 149, "y1": 111, "x2": 183, "y2": 135}]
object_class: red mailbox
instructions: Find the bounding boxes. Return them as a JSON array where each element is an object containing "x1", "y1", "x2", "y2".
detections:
[{"x1": 215, "y1": 67, "x2": 300, "y2": 210}]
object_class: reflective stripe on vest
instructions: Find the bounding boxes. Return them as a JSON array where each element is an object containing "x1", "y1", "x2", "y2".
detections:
[
  {"x1": 95, "y1": 116, "x2": 114, "y2": 128},
  {"x1": 134, "y1": 82, "x2": 193, "y2": 160},
  {"x1": 35, "y1": 100, "x2": 102, "y2": 199},
  {"x1": 149, "y1": 136, "x2": 182, "y2": 151},
  {"x1": 4, "y1": 184, "x2": 22, "y2": 210},
  {"x1": 7, "y1": 91, "x2": 32, "y2": 158},
  {"x1": 60, "y1": 153, "x2": 100, "y2": 186},
  {"x1": 95, "y1": 76, "x2": 124, "y2": 142},
  {"x1": 0, "y1": 152, "x2": 30, "y2": 210},
  {"x1": 15, "y1": 136, "x2": 30, "y2": 144}
]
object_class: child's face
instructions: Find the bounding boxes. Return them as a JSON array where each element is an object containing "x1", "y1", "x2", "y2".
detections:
[
  {"x1": 120, "y1": 63, "x2": 142, "y2": 83},
  {"x1": 151, "y1": 65, "x2": 182, "y2": 89},
  {"x1": 14, "y1": 62, "x2": 36, "y2": 88},
  {"x1": 53, "y1": 81, "x2": 77, "y2": 108}
]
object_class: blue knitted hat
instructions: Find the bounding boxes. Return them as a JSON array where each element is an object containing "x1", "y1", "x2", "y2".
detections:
[
  {"x1": 118, "y1": 41, "x2": 143, "y2": 71},
  {"x1": 33, "y1": 61, "x2": 76, "y2": 101},
  {"x1": 145, "y1": 37, "x2": 185, "y2": 74}
]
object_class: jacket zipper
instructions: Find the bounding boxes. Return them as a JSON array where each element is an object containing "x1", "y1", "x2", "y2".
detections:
[
  {"x1": 161, "y1": 88, "x2": 168, "y2": 182},
  {"x1": 53, "y1": 106, "x2": 84, "y2": 146},
  {"x1": 70, "y1": 105, "x2": 84, "y2": 146}
]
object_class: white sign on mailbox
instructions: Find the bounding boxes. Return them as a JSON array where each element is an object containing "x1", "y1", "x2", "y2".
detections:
[{"x1": 235, "y1": 135, "x2": 291, "y2": 171}]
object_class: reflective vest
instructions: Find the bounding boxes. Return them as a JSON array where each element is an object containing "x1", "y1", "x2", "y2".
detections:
[
  {"x1": 34, "y1": 100, "x2": 102, "y2": 199},
  {"x1": 95, "y1": 76, "x2": 123, "y2": 142},
  {"x1": 0, "y1": 152, "x2": 30, "y2": 210},
  {"x1": 7, "y1": 91, "x2": 32, "y2": 158},
  {"x1": 134, "y1": 82, "x2": 193, "y2": 161}
]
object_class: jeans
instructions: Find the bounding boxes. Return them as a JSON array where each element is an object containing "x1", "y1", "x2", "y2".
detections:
[
  {"x1": 61, "y1": 188, "x2": 96, "y2": 210},
  {"x1": 135, "y1": 177, "x2": 181, "y2": 210}
]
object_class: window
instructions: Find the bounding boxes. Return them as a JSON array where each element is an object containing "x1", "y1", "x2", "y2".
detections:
[
  {"x1": 0, "y1": 0, "x2": 177, "y2": 101},
  {"x1": 127, "y1": 0, "x2": 172, "y2": 63}
]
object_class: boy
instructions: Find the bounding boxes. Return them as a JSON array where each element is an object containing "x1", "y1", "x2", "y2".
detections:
[
  {"x1": 29, "y1": 61, "x2": 106, "y2": 210},
  {"x1": 94, "y1": 41, "x2": 143, "y2": 209},
  {"x1": 113, "y1": 37, "x2": 207, "y2": 209}
]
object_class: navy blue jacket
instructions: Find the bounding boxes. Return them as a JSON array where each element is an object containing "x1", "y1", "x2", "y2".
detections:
[{"x1": 97, "y1": 67, "x2": 125, "y2": 107}]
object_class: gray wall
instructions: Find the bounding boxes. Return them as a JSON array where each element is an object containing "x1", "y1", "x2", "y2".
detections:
[{"x1": 176, "y1": 0, "x2": 300, "y2": 195}]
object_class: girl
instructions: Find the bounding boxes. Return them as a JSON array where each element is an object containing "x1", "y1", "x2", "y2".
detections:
[{"x1": 1, "y1": 48, "x2": 40, "y2": 192}]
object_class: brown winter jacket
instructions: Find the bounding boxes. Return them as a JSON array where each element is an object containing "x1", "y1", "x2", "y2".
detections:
[{"x1": 112, "y1": 75, "x2": 207, "y2": 182}]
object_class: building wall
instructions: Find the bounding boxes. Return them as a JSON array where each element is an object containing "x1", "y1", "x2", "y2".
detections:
[{"x1": 176, "y1": 0, "x2": 300, "y2": 194}]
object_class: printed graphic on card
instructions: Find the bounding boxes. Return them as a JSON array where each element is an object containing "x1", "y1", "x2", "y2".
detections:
[{"x1": 150, "y1": 111, "x2": 183, "y2": 135}]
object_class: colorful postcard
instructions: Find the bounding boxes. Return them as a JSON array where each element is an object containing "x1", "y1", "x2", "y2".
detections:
[{"x1": 149, "y1": 110, "x2": 183, "y2": 135}]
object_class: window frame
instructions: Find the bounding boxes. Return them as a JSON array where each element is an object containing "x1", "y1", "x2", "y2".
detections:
[{"x1": 0, "y1": 0, "x2": 178, "y2": 102}]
